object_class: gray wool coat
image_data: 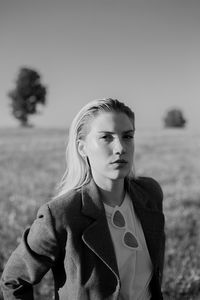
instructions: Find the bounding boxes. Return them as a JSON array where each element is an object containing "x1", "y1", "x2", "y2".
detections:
[{"x1": 1, "y1": 177, "x2": 165, "y2": 300}]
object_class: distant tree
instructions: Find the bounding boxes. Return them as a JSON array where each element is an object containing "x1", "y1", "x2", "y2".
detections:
[
  {"x1": 164, "y1": 108, "x2": 186, "y2": 128},
  {"x1": 8, "y1": 67, "x2": 47, "y2": 127}
]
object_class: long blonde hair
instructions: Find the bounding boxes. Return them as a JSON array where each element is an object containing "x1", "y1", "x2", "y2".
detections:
[{"x1": 56, "y1": 98, "x2": 135, "y2": 197}]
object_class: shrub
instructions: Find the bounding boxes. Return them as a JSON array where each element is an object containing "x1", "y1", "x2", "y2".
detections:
[{"x1": 164, "y1": 108, "x2": 186, "y2": 128}]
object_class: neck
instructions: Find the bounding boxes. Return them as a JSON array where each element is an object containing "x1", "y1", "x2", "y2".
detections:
[{"x1": 93, "y1": 177, "x2": 126, "y2": 207}]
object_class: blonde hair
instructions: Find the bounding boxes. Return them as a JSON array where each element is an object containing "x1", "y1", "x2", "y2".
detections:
[{"x1": 56, "y1": 98, "x2": 135, "y2": 197}]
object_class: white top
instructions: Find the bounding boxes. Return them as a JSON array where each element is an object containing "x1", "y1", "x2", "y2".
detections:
[{"x1": 103, "y1": 193, "x2": 153, "y2": 300}]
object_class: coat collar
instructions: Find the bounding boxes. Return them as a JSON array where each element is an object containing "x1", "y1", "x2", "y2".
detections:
[
  {"x1": 81, "y1": 178, "x2": 104, "y2": 219},
  {"x1": 81, "y1": 178, "x2": 164, "y2": 277}
]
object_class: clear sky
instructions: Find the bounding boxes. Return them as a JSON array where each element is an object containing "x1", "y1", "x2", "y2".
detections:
[{"x1": 0, "y1": 0, "x2": 200, "y2": 129}]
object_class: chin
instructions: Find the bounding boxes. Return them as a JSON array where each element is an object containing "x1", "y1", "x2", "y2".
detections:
[{"x1": 110, "y1": 170, "x2": 129, "y2": 180}]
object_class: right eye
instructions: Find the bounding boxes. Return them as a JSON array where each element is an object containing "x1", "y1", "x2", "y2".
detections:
[{"x1": 101, "y1": 135, "x2": 113, "y2": 141}]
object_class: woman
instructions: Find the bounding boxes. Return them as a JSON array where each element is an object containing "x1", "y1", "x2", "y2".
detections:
[{"x1": 1, "y1": 98, "x2": 165, "y2": 299}]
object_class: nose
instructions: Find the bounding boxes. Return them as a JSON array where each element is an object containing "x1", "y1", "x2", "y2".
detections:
[{"x1": 113, "y1": 137, "x2": 125, "y2": 155}]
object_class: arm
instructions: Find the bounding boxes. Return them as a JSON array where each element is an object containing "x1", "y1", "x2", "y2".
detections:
[
  {"x1": 144, "y1": 177, "x2": 165, "y2": 282},
  {"x1": 1, "y1": 204, "x2": 60, "y2": 300},
  {"x1": 147, "y1": 177, "x2": 165, "y2": 284},
  {"x1": 159, "y1": 231, "x2": 165, "y2": 285},
  {"x1": 148, "y1": 177, "x2": 165, "y2": 283}
]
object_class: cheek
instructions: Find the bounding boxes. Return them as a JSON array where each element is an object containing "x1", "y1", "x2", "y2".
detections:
[
  {"x1": 128, "y1": 141, "x2": 134, "y2": 153},
  {"x1": 86, "y1": 141, "x2": 110, "y2": 163}
]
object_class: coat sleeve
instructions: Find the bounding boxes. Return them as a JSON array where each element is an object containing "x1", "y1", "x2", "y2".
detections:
[
  {"x1": 144, "y1": 177, "x2": 165, "y2": 283},
  {"x1": 0, "y1": 204, "x2": 61, "y2": 300},
  {"x1": 147, "y1": 177, "x2": 165, "y2": 284},
  {"x1": 149, "y1": 177, "x2": 165, "y2": 284}
]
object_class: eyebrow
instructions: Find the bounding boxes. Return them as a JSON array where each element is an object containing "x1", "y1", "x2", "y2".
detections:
[{"x1": 98, "y1": 129, "x2": 135, "y2": 134}]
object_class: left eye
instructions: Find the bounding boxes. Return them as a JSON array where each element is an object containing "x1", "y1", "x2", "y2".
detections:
[{"x1": 124, "y1": 135, "x2": 133, "y2": 139}]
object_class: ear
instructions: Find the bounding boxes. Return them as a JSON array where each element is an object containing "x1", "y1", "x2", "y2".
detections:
[{"x1": 77, "y1": 139, "x2": 87, "y2": 158}]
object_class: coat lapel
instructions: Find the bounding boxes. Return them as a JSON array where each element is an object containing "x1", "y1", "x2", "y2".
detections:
[
  {"x1": 81, "y1": 180, "x2": 120, "y2": 284},
  {"x1": 127, "y1": 180, "x2": 165, "y2": 268}
]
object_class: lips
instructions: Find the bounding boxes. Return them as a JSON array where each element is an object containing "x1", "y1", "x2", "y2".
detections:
[{"x1": 111, "y1": 159, "x2": 127, "y2": 164}]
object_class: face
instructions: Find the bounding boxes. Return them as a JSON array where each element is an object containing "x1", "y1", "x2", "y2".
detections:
[{"x1": 78, "y1": 111, "x2": 135, "y2": 185}]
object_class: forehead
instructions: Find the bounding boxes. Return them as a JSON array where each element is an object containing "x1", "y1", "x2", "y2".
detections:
[{"x1": 87, "y1": 111, "x2": 134, "y2": 133}]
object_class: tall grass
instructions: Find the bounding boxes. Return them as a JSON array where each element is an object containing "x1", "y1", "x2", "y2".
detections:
[{"x1": 0, "y1": 127, "x2": 200, "y2": 299}]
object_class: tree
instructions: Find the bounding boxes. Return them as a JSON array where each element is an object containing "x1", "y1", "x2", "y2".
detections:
[
  {"x1": 8, "y1": 67, "x2": 47, "y2": 127},
  {"x1": 163, "y1": 108, "x2": 187, "y2": 128}
]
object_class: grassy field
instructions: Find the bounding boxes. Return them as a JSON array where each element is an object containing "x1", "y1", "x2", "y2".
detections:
[{"x1": 0, "y1": 127, "x2": 200, "y2": 299}]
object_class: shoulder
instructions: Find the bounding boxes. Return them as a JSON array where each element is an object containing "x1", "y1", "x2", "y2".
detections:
[
  {"x1": 135, "y1": 176, "x2": 163, "y2": 198},
  {"x1": 129, "y1": 176, "x2": 163, "y2": 210},
  {"x1": 49, "y1": 188, "x2": 82, "y2": 212},
  {"x1": 37, "y1": 188, "x2": 83, "y2": 227},
  {"x1": 30, "y1": 188, "x2": 85, "y2": 250}
]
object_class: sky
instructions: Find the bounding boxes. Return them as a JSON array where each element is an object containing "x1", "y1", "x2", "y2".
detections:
[{"x1": 0, "y1": 0, "x2": 200, "y2": 130}]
